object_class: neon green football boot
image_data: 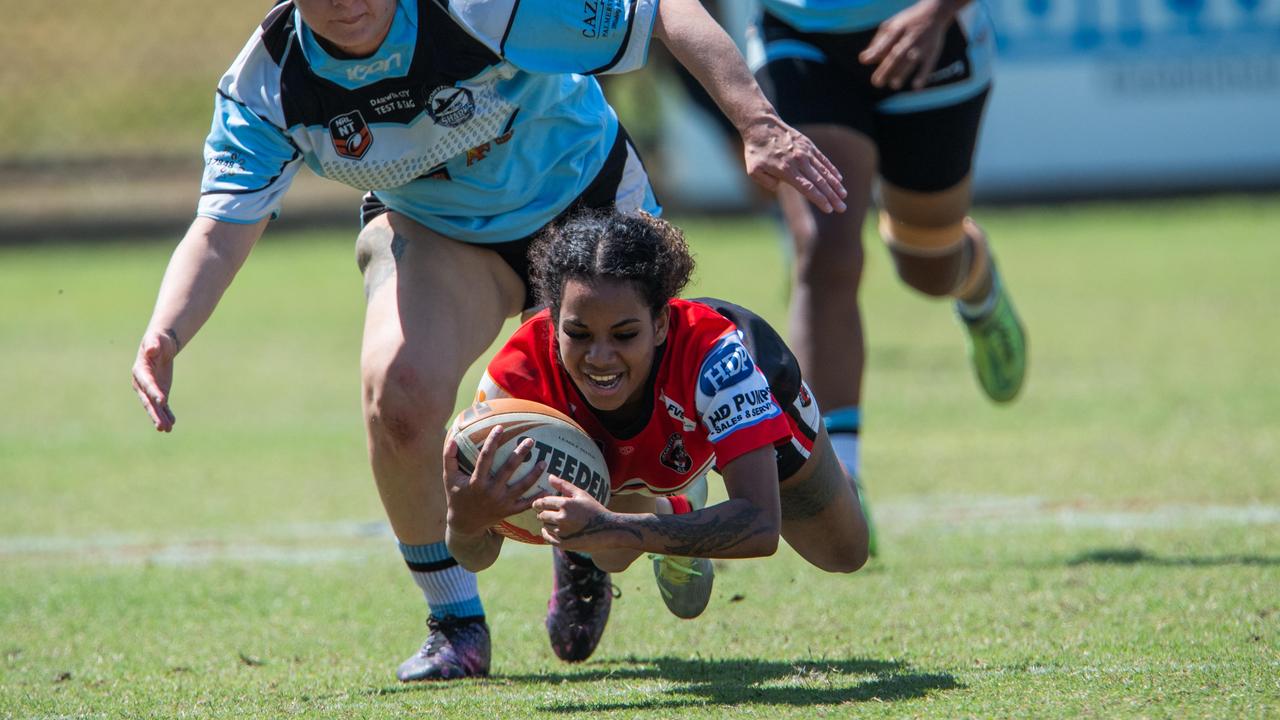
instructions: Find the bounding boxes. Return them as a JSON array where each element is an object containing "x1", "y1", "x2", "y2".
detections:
[
  {"x1": 957, "y1": 265, "x2": 1027, "y2": 403},
  {"x1": 853, "y1": 476, "x2": 878, "y2": 558},
  {"x1": 651, "y1": 554, "x2": 714, "y2": 619},
  {"x1": 651, "y1": 477, "x2": 713, "y2": 619}
]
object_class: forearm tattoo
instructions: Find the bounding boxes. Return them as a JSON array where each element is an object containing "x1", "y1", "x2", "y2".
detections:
[
  {"x1": 561, "y1": 513, "x2": 643, "y2": 544},
  {"x1": 164, "y1": 327, "x2": 181, "y2": 352},
  {"x1": 634, "y1": 504, "x2": 772, "y2": 557}
]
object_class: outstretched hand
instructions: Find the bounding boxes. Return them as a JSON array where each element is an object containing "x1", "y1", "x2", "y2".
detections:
[
  {"x1": 131, "y1": 328, "x2": 179, "y2": 431},
  {"x1": 534, "y1": 476, "x2": 614, "y2": 551},
  {"x1": 443, "y1": 428, "x2": 546, "y2": 537},
  {"x1": 741, "y1": 116, "x2": 848, "y2": 214},
  {"x1": 859, "y1": 0, "x2": 959, "y2": 90}
]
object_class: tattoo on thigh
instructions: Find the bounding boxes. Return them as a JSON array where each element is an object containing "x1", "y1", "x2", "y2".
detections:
[
  {"x1": 358, "y1": 226, "x2": 407, "y2": 299},
  {"x1": 780, "y1": 447, "x2": 843, "y2": 522}
]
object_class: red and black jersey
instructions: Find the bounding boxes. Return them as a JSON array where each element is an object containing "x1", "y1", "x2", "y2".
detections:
[{"x1": 479, "y1": 298, "x2": 810, "y2": 496}]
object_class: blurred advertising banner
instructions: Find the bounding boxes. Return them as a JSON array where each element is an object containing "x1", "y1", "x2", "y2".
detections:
[{"x1": 976, "y1": 0, "x2": 1280, "y2": 199}]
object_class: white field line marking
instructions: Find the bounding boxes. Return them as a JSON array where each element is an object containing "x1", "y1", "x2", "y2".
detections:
[
  {"x1": 1, "y1": 497, "x2": 1276, "y2": 565},
  {"x1": 879, "y1": 495, "x2": 1280, "y2": 530},
  {"x1": 982, "y1": 658, "x2": 1280, "y2": 678}
]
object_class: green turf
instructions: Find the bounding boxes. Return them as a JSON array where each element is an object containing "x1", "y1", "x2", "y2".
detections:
[
  {"x1": 2, "y1": 197, "x2": 1278, "y2": 717},
  {"x1": 0, "y1": 1, "x2": 287, "y2": 160}
]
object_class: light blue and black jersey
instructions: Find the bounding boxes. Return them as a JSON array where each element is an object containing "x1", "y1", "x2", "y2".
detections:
[{"x1": 199, "y1": 0, "x2": 660, "y2": 243}]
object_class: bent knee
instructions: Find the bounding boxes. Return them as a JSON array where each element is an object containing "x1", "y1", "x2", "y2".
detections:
[
  {"x1": 813, "y1": 542, "x2": 869, "y2": 574},
  {"x1": 363, "y1": 356, "x2": 456, "y2": 451}
]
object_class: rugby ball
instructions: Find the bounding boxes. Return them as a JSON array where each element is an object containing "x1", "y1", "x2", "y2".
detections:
[{"x1": 449, "y1": 398, "x2": 611, "y2": 544}]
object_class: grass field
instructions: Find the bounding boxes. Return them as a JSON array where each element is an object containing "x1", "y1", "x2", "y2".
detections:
[{"x1": 2, "y1": 197, "x2": 1278, "y2": 718}]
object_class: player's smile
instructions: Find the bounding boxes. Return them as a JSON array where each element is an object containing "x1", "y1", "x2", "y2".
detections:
[
  {"x1": 585, "y1": 371, "x2": 624, "y2": 390},
  {"x1": 557, "y1": 278, "x2": 669, "y2": 415}
]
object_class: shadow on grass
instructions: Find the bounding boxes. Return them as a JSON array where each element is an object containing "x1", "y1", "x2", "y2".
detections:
[
  {"x1": 361, "y1": 655, "x2": 960, "y2": 710},
  {"x1": 503, "y1": 655, "x2": 960, "y2": 712},
  {"x1": 1068, "y1": 547, "x2": 1280, "y2": 567}
]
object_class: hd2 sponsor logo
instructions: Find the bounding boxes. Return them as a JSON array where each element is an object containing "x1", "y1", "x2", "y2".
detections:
[{"x1": 698, "y1": 339, "x2": 755, "y2": 396}]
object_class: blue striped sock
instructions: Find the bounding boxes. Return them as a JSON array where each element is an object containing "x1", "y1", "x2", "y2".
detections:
[
  {"x1": 398, "y1": 541, "x2": 484, "y2": 619},
  {"x1": 823, "y1": 406, "x2": 861, "y2": 479}
]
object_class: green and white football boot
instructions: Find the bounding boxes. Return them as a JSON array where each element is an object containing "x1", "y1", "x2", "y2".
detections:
[
  {"x1": 652, "y1": 553, "x2": 714, "y2": 619},
  {"x1": 853, "y1": 475, "x2": 878, "y2": 559},
  {"x1": 958, "y1": 264, "x2": 1027, "y2": 403},
  {"x1": 652, "y1": 477, "x2": 713, "y2": 619}
]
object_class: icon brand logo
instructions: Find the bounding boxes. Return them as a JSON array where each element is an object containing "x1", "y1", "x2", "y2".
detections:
[{"x1": 346, "y1": 53, "x2": 402, "y2": 82}]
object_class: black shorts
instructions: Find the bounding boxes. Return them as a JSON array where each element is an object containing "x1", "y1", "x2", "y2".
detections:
[
  {"x1": 360, "y1": 126, "x2": 652, "y2": 310},
  {"x1": 754, "y1": 12, "x2": 992, "y2": 193},
  {"x1": 697, "y1": 297, "x2": 821, "y2": 480}
]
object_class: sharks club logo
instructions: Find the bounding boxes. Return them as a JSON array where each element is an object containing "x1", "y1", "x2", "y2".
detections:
[{"x1": 426, "y1": 85, "x2": 475, "y2": 128}]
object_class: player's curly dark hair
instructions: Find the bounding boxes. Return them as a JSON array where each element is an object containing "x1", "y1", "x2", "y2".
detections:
[{"x1": 530, "y1": 208, "x2": 695, "y2": 318}]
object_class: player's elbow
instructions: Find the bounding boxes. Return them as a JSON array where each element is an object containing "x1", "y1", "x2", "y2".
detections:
[
  {"x1": 590, "y1": 549, "x2": 641, "y2": 573},
  {"x1": 745, "y1": 523, "x2": 781, "y2": 558},
  {"x1": 453, "y1": 554, "x2": 494, "y2": 574}
]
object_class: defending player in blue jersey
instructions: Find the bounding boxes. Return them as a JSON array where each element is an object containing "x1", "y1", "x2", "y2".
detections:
[
  {"x1": 750, "y1": 0, "x2": 1029, "y2": 554},
  {"x1": 130, "y1": 0, "x2": 847, "y2": 682}
]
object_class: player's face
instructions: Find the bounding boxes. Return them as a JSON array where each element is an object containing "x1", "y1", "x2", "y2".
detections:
[
  {"x1": 557, "y1": 278, "x2": 669, "y2": 415},
  {"x1": 295, "y1": 0, "x2": 397, "y2": 57}
]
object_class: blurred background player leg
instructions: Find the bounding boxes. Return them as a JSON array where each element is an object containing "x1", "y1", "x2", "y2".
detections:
[
  {"x1": 871, "y1": 49, "x2": 1026, "y2": 403},
  {"x1": 878, "y1": 181, "x2": 1027, "y2": 403},
  {"x1": 752, "y1": 2, "x2": 1030, "y2": 557},
  {"x1": 357, "y1": 211, "x2": 526, "y2": 680},
  {"x1": 774, "y1": 126, "x2": 879, "y2": 557}
]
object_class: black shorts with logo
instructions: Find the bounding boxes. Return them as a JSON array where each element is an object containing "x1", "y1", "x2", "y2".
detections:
[
  {"x1": 754, "y1": 11, "x2": 991, "y2": 193},
  {"x1": 361, "y1": 125, "x2": 650, "y2": 310}
]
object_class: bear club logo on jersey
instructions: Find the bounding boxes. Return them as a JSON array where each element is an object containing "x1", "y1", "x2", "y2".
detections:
[
  {"x1": 427, "y1": 85, "x2": 475, "y2": 128},
  {"x1": 698, "y1": 339, "x2": 755, "y2": 396},
  {"x1": 660, "y1": 433, "x2": 692, "y2": 474},
  {"x1": 329, "y1": 110, "x2": 373, "y2": 160}
]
